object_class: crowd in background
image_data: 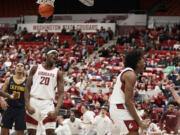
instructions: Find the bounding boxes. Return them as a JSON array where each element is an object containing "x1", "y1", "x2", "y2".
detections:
[{"x1": 0, "y1": 23, "x2": 180, "y2": 134}]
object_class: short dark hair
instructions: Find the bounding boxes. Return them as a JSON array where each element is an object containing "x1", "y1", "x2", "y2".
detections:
[
  {"x1": 101, "y1": 106, "x2": 108, "y2": 111},
  {"x1": 168, "y1": 101, "x2": 177, "y2": 106},
  {"x1": 124, "y1": 49, "x2": 144, "y2": 70},
  {"x1": 81, "y1": 103, "x2": 89, "y2": 109},
  {"x1": 16, "y1": 62, "x2": 25, "y2": 68},
  {"x1": 70, "y1": 109, "x2": 75, "y2": 114}
]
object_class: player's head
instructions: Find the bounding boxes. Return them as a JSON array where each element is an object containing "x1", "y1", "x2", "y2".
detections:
[
  {"x1": 45, "y1": 47, "x2": 58, "y2": 64},
  {"x1": 124, "y1": 49, "x2": 145, "y2": 73},
  {"x1": 15, "y1": 62, "x2": 25, "y2": 75}
]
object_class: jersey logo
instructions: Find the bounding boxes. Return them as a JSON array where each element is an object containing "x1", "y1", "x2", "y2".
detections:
[{"x1": 129, "y1": 123, "x2": 133, "y2": 129}]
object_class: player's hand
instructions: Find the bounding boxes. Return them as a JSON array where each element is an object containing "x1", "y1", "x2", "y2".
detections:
[
  {"x1": 47, "y1": 111, "x2": 57, "y2": 119},
  {"x1": 139, "y1": 119, "x2": 150, "y2": 130},
  {"x1": 168, "y1": 84, "x2": 175, "y2": 92},
  {"x1": 1, "y1": 100, "x2": 8, "y2": 110},
  {"x1": 26, "y1": 105, "x2": 35, "y2": 114},
  {"x1": 9, "y1": 93, "x2": 19, "y2": 99}
]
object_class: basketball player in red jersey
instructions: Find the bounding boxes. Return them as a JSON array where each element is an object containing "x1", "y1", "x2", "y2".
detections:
[
  {"x1": 109, "y1": 49, "x2": 149, "y2": 135},
  {"x1": 24, "y1": 48, "x2": 64, "y2": 135}
]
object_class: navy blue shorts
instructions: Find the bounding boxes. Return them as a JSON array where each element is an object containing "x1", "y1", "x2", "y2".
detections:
[{"x1": 1, "y1": 107, "x2": 26, "y2": 130}]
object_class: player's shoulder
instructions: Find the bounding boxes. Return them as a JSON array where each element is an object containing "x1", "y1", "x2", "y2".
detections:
[
  {"x1": 122, "y1": 70, "x2": 136, "y2": 80},
  {"x1": 29, "y1": 65, "x2": 39, "y2": 74},
  {"x1": 31, "y1": 65, "x2": 38, "y2": 71}
]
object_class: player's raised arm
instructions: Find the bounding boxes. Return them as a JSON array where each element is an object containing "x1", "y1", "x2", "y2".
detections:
[
  {"x1": 24, "y1": 66, "x2": 37, "y2": 114},
  {"x1": 55, "y1": 70, "x2": 64, "y2": 115},
  {"x1": 169, "y1": 84, "x2": 180, "y2": 104}
]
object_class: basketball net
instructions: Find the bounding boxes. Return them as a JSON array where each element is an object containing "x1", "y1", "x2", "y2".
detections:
[{"x1": 36, "y1": 0, "x2": 55, "y2": 7}]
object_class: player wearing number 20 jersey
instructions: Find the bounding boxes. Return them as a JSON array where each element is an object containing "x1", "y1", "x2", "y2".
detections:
[
  {"x1": 30, "y1": 64, "x2": 59, "y2": 100},
  {"x1": 25, "y1": 48, "x2": 64, "y2": 135}
]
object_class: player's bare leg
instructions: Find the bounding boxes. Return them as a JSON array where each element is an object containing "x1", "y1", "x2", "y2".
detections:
[
  {"x1": 46, "y1": 129, "x2": 55, "y2": 135},
  {"x1": 127, "y1": 131, "x2": 139, "y2": 135},
  {"x1": 1, "y1": 128, "x2": 9, "y2": 135},
  {"x1": 27, "y1": 129, "x2": 36, "y2": 135},
  {"x1": 16, "y1": 130, "x2": 24, "y2": 135}
]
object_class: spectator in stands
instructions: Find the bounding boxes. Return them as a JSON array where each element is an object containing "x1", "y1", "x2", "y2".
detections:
[
  {"x1": 63, "y1": 110, "x2": 83, "y2": 135},
  {"x1": 106, "y1": 87, "x2": 113, "y2": 98},
  {"x1": 175, "y1": 61, "x2": 180, "y2": 73},
  {"x1": 42, "y1": 29, "x2": 50, "y2": 42},
  {"x1": 93, "y1": 90, "x2": 104, "y2": 105},
  {"x1": 98, "y1": 47, "x2": 110, "y2": 57},
  {"x1": 159, "y1": 102, "x2": 180, "y2": 134},
  {"x1": 142, "y1": 98, "x2": 153, "y2": 110},
  {"x1": 15, "y1": 26, "x2": 22, "y2": 35},
  {"x1": 55, "y1": 115, "x2": 72, "y2": 135},
  {"x1": 138, "y1": 84, "x2": 146, "y2": 102},
  {"x1": 50, "y1": 33, "x2": 59, "y2": 44},
  {"x1": 61, "y1": 26, "x2": 67, "y2": 35},
  {"x1": 70, "y1": 26, "x2": 76, "y2": 35},
  {"x1": 116, "y1": 35, "x2": 124, "y2": 45},
  {"x1": 173, "y1": 53, "x2": 180, "y2": 66},
  {"x1": 158, "y1": 57, "x2": 167, "y2": 68},
  {"x1": 173, "y1": 41, "x2": 180, "y2": 50},
  {"x1": 99, "y1": 28, "x2": 109, "y2": 43},
  {"x1": 107, "y1": 27, "x2": 113, "y2": 40},
  {"x1": 64, "y1": 61, "x2": 70, "y2": 71},
  {"x1": 152, "y1": 92, "x2": 166, "y2": 108},
  {"x1": 140, "y1": 116, "x2": 161, "y2": 135},
  {"x1": 130, "y1": 38, "x2": 138, "y2": 48},
  {"x1": 76, "y1": 76, "x2": 86, "y2": 96},
  {"x1": 83, "y1": 89, "x2": 94, "y2": 105},
  {"x1": 67, "y1": 84, "x2": 80, "y2": 97},
  {"x1": 4, "y1": 57, "x2": 12, "y2": 68},
  {"x1": 93, "y1": 102, "x2": 100, "y2": 115},
  {"x1": 153, "y1": 82, "x2": 162, "y2": 96},
  {"x1": 71, "y1": 31, "x2": 80, "y2": 43},
  {"x1": 81, "y1": 103, "x2": 95, "y2": 135},
  {"x1": 136, "y1": 103, "x2": 144, "y2": 118},
  {"x1": 88, "y1": 35, "x2": 98, "y2": 50},
  {"x1": 124, "y1": 34, "x2": 132, "y2": 46},
  {"x1": 21, "y1": 27, "x2": 28, "y2": 36},
  {"x1": 62, "y1": 40, "x2": 69, "y2": 48},
  {"x1": 35, "y1": 30, "x2": 43, "y2": 41},
  {"x1": 93, "y1": 106, "x2": 112, "y2": 135},
  {"x1": 63, "y1": 93, "x2": 74, "y2": 109},
  {"x1": 167, "y1": 71, "x2": 177, "y2": 83}
]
